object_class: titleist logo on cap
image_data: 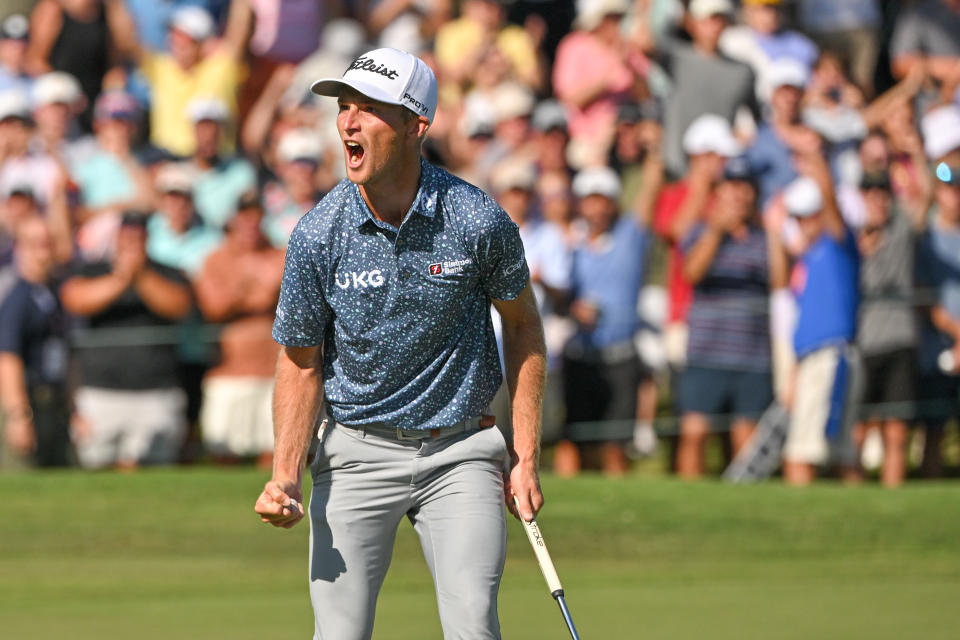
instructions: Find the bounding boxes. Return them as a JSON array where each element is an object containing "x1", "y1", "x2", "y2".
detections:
[{"x1": 348, "y1": 56, "x2": 399, "y2": 80}]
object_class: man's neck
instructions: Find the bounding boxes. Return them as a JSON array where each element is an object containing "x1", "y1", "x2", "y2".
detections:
[
  {"x1": 359, "y1": 159, "x2": 423, "y2": 228},
  {"x1": 936, "y1": 213, "x2": 960, "y2": 231}
]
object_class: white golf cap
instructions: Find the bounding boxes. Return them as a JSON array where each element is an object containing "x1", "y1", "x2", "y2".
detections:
[
  {"x1": 490, "y1": 158, "x2": 537, "y2": 193},
  {"x1": 689, "y1": 0, "x2": 734, "y2": 19},
  {"x1": 921, "y1": 104, "x2": 960, "y2": 161},
  {"x1": 0, "y1": 89, "x2": 30, "y2": 121},
  {"x1": 574, "y1": 0, "x2": 630, "y2": 31},
  {"x1": 186, "y1": 96, "x2": 229, "y2": 123},
  {"x1": 572, "y1": 166, "x2": 621, "y2": 199},
  {"x1": 531, "y1": 99, "x2": 568, "y2": 132},
  {"x1": 156, "y1": 163, "x2": 196, "y2": 194},
  {"x1": 768, "y1": 57, "x2": 809, "y2": 90},
  {"x1": 32, "y1": 72, "x2": 82, "y2": 108},
  {"x1": 311, "y1": 47, "x2": 438, "y2": 124},
  {"x1": 277, "y1": 128, "x2": 324, "y2": 163},
  {"x1": 169, "y1": 6, "x2": 215, "y2": 41},
  {"x1": 492, "y1": 82, "x2": 535, "y2": 123},
  {"x1": 783, "y1": 176, "x2": 823, "y2": 218},
  {"x1": 682, "y1": 114, "x2": 742, "y2": 157}
]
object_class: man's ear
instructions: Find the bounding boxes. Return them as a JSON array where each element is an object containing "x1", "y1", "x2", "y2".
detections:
[{"x1": 413, "y1": 116, "x2": 430, "y2": 140}]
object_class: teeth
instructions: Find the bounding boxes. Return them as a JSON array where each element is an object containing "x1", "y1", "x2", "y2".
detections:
[{"x1": 346, "y1": 141, "x2": 360, "y2": 149}]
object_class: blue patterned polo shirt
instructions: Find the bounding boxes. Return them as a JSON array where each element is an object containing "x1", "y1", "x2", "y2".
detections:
[{"x1": 272, "y1": 159, "x2": 530, "y2": 430}]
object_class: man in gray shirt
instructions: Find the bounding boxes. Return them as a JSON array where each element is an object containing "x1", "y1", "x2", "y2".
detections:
[{"x1": 640, "y1": 0, "x2": 759, "y2": 177}]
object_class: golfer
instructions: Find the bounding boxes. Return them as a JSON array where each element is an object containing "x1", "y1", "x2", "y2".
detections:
[{"x1": 254, "y1": 48, "x2": 546, "y2": 640}]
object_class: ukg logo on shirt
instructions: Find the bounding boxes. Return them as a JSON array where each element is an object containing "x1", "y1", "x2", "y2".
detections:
[{"x1": 335, "y1": 270, "x2": 385, "y2": 289}]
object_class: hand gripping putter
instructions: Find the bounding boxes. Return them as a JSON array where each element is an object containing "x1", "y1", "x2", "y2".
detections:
[{"x1": 513, "y1": 497, "x2": 581, "y2": 640}]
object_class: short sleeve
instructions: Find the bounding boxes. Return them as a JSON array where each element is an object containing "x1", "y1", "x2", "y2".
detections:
[
  {"x1": 0, "y1": 287, "x2": 26, "y2": 355},
  {"x1": 475, "y1": 205, "x2": 530, "y2": 301},
  {"x1": 272, "y1": 223, "x2": 330, "y2": 346}
]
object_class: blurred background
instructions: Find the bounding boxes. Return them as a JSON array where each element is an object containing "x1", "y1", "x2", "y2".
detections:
[{"x1": 3, "y1": 1, "x2": 960, "y2": 638}]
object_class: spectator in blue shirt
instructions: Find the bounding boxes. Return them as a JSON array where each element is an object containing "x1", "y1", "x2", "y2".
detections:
[
  {"x1": 780, "y1": 153, "x2": 861, "y2": 486},
  {"x1": 676, "y1": 156, "x2": 787, "y2": 478},
  {"x1": 556, "y1": 166, "x2": 650, "y2": 476}
]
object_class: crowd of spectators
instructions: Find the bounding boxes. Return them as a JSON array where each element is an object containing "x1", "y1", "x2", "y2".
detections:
[{"x1": 2, "y1": 0, "x2": 960, "y2": 487}]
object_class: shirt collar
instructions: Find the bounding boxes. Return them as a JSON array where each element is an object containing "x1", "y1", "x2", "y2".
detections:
[{"x1": 352, "y1": 158, "x2": 441, "y2": 230}]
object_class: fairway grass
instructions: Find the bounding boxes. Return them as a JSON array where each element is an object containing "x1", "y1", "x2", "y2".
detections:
[{"x1": 2, "y1": 469, "x2": 959, "y2": 639}]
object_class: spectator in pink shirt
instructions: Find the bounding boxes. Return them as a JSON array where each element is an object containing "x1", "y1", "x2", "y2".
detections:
[{"x1": 553, "y1": 0, "x2": 649, "y2": 151}]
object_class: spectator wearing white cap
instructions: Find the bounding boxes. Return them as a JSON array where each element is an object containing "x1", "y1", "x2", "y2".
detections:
[
  {"x1": 636, "y1": 0, "x2": 759, "y2": 177},
  {"x1": 915, "y1": 104, "x2": 960, "y2": 478},
  {"x1": 25, "y1": 0, "x2": 131, "y2": 131},
  {"x1": 29, "y1": 71, "x2": 98, "y2": 166},
  {"x1": 719, "y1": 0, "x2": 819, "y2": 104},
  {"x1": 556, "y1": 165, "x2": 653, "y2": 476},
  {"x1": 0, "y1": 89, "x2": 73, "y2": 266},
  {"x1": 184, "y1": 96, "x2": 257, "y2": 230},
  {"x1": 0, "y1": 13, "x2": 32, "y2": 96},
  {"x1": 488, "y1": 157, "x2": 572, "y2": 442},
  {"x1": 121, "y1": 4, "x2": 248, "y2": 157},
  {"x1": 472, "y1": 81, "x2": 537, "y2": 186},
  {"x1": 530, "y1": 99, "x2": 572, "y2": 180},
  {"x1": 146, "y1": 162, "x2": 222, "y2": 276},
  {"x1": 553, "y1": 0, "x2": 649, "y2": 152},
  {"x1": 261, "y1": 127, "x2": 329, "y2": 247},
  {"x1": 651, "y1": 114, "x2": 740, "y2": 369},
  {"x1": 677, "y1": 155, "x2": 787, "y2": 477},
  {"x1": 744, "y1": 57, "x2": 817, "y2": 207},
  {"x1": 780, "y1": 153, "x2": 861, "y2": 487}
]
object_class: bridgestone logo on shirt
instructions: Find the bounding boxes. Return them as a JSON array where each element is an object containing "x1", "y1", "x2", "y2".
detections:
[{"x1": 348, "y1": 57, "x2": 399, "y2": 80}]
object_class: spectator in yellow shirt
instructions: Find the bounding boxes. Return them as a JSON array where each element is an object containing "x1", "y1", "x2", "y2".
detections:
[{"x1": 435, "y1": 0, "x2": 542, "y2": 92}]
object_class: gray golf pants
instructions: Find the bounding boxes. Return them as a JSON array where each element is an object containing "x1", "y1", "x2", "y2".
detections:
[{"x1": 308, "y1": 422, "x2": 511, "y2": 640}]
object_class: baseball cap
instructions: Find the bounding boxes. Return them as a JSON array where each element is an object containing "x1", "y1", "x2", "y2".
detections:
[
  {"x1": 723, "y1": 156, "x2": 755, "y2": 183},
  {"x1": 574, "y1": 0, "x2": 630, "y2": 31},
  {"x1": 492, "y1": 82, "x2": 535, "y2": 123},
  {"x1": 783, "y1": 176, "x2": 823, "y2": 218},
  {"x1": 531, "y1": 100, "x2": 568, "y2": 133},
  {"x1": 1, "y1": 13, "x2": 29, "y2": 41},
  {"x1": 0, "y1": 89, "x2": 30, "y2": 121},
  {"x1": 921, "y1": 105, "x2": 960, "y2": 161},
  {"x1": 859, "y1": 170, "x2": 891, "y2": 192},
  {"x1": 490, "y1": 159, "x2": 537, "y2": 193},
  {"x1": 682, "y1": 114, "x2": 742, "y2": 157},
  {"x1": 277, "y1": 128, "x2": 324, "y2": 163},
  {"x1": 94, "y1": 90, "x2": 139, "y2": 121},
  {"x1": 572, "y1": 166, "x2": 621, "y2": 199},
  {"x1": 120, "y1": 210, "x2": 149, "y2": 228},
  {"x1": 618, "y1": 99, "x2": 661, "y2": 124},
  {"x1": 32, "y1": 72, "x2": 82, "y2": 108},
  {"x1": 156, "y1": 163, "x2": 196, "y2": 195},
  {"x1": 311, "y1": 48, "x2": 438, "y2": 124},
  {"x1": 689, "y1": 0, "x2": 734, "y2": 19},
  {"x1": 768, "y1": 58, "x2": 809, "y2": 90},
  {"x1": 169, "y1": 6, "x2": 215, "y2": 41},
  {"x1": 186, "y1": 96, "x2": 229, "y2": 123}
]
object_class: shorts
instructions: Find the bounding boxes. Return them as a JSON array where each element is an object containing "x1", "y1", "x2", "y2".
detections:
[
  {"x1": 916, "y1": 371, "x2": 960, "y2": 430},
  {"x1": 859, "y1": 348, "x2": 916, "y2": 420},
  {"x1": 563, "y1": 355, "x2": 640, "y2": 441},
  {"x1": 73, "y1": 386, "x2": 187, "y2": 468},
  {"x1": 784, "y1": 344, "x2": 861, "y2": 466},
  {"x1": 679, "y1": 366, "x2": 773, "y2": 420},
  {"x1": 200, "y1": 376, "x2": 275, "y2": 456}
]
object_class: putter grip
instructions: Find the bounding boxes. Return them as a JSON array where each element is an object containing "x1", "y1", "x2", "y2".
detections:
[{"x1": 514, "y1": 497, "x2": 563, "y2": 595}]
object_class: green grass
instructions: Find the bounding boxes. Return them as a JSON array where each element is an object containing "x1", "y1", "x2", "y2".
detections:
[{"x1": 2, "y1": 469, "x2": 960, "y2": 639}]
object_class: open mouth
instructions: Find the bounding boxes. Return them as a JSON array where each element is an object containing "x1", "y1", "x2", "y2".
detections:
[{"x1": 345, "y1": 140, "x2": 364, "y2": 168}]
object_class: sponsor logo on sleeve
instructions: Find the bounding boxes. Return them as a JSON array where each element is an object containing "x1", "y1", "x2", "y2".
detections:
[{"x1": 428, "y1": 259, "x2": 473, "y2": 277}]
